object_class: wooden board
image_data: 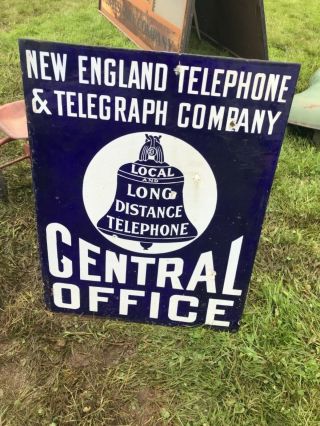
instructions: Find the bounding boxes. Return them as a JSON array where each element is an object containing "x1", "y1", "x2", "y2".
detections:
[
  {"x1": 195, "y1": 0, "x2": 268, "y2": 60},
  {"x1": 99, "y1": 0, "x2": 194, "y2": 52}
]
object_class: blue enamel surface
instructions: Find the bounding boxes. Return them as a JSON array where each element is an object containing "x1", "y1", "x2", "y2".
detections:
[{"x1": 19, "y1": 39, "x2": 300, "y2": 331}]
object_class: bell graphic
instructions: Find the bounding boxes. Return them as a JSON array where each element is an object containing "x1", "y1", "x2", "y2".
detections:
[{"x1": 97, "y1": 134, "x2": 198, "y2": 250}]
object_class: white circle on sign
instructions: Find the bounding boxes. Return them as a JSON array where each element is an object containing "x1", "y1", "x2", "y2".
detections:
[{"x1": 83, "y1": 132, "x2": 217, "y2": 254}]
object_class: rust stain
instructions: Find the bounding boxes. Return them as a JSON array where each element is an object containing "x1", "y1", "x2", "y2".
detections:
[
  {"x1": 100, "y1": 0, "x2": 183, "y2": 52},
  {"x1": 304, "y1": 104, "x2": 320, "y2": 110}
]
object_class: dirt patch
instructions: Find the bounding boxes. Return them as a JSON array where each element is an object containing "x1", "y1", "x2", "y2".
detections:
[
  {"x1": 136, "y1": 387, "x2": 164, "y2": 425},
  {"x1": 0, "y1": 362, "x2": 29, "y2": 399},
  {"x1": 66, "y1": 341, "x2": 135, "y2": 369},
  {"x1": 67, "y1": 350, "x2": 92, "y2": 368},
  {"x1": 119, "y1": 387, "x2": 166, "y2": 426},
  {"x1": 0, "y1": 341, "x2": 11, "y2": 357},
  {"x1": 0, "y1": 339, "x2": 19, "y2": 357},
  {"x1": 137, "y1": 387, "x2": 157, "y2": 406},
  {"x1": 0, "y1": 339, "x2": 33, "y2": 400}
]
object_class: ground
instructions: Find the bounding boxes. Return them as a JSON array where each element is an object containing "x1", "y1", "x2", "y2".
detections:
[{"x1": 0, "y1": 0, "x2": 320, "y2": 425}]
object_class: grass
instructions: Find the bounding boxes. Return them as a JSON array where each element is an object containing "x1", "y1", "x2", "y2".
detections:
[{"x1": 0, "y1": 0, "x2": 320, "y2": 424}]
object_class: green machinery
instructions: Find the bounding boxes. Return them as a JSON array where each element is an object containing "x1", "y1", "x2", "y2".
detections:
[{"x1": 289, "y1": 69, "x2": 320, "y2": 142}]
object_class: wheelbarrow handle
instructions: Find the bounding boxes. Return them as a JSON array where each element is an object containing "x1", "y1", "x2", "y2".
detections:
[
  {"x1": 0, "y1": 136, "x2": 14, "y2": 147},
  {"x1": 0, "y1": 154, "x2": 30, "y2": 170}
]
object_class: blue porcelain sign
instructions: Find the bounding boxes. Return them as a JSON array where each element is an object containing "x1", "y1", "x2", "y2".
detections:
[{"x1": 19, "y1": 39, "x2": 299, "y2": 330}]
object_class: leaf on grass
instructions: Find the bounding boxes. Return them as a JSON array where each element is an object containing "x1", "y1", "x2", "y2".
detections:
[{"x1": 160, "y1": 408, "x2": 170, "y2": 419}]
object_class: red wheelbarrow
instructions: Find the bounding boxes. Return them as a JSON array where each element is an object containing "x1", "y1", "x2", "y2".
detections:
[{"x1": 0, "y1": 100, "x2": 30, "y2": 200}]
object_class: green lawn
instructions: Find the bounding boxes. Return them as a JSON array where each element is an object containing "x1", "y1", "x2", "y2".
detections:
[{"x1": 0, "y1": 1, "x2": 320, "y2": 424}]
